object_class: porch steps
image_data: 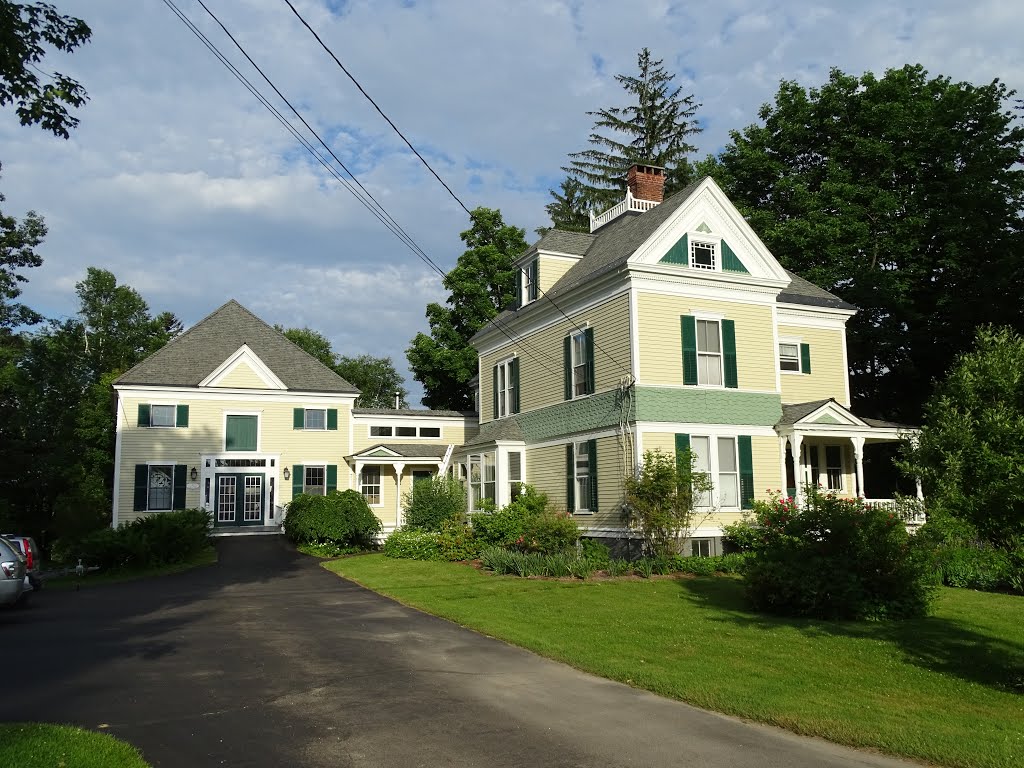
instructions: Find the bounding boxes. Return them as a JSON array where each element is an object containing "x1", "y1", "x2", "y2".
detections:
[{"x1": 211, "y1": 525, "x2": 283, "y2": 538}]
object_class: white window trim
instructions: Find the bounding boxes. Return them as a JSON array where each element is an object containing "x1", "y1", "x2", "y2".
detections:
[
  {"x1": 689, "y1": 237, "x2": 718, "y2": 271},
  {"x1": 689, "y1": 434, "x2": 741, "y2": 511},
  {"x1": 360, "y1": 465, "x2": 383, "y2": 507},
  {"x1": 302, "y1": 407, "x2": 328, "y2": 431},
  {"x1": 778, "y1": 336, "x2": 803, "y2": 375},
  {"x1": 569, "y1": 329, "x2": 592, "y2": 399},
  {"x1": 495, "y1": 356, "x2": 516, "y2": 419},
  {"x1": 147, "y1": 463, "x2": 175, "y2": 512},
  {"x1": 222, "y1": 411, "x2": 262, "y2": 452},
  {"x1": 694, "y1": 316, "x2": 725, "y2": 389},
  {"x1": 148, "y1": 403, "x2": 179, "y2": 429},
  {"x1": 572, "y1": 441, "x2": 592, "y2": 515},
  {"x1": 368, "y1": 424, "x2": 443, "y2": 439},
  {"x1": 802, "y1": 443, "x2": 848, "y2": 493},
  {"x1": 467, "y1": 452, "x2": 496, "y2": 512}
]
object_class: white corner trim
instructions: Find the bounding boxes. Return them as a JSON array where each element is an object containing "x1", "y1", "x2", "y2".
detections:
[
  {"x1": 200, "y1": 344, "x2": 287, "y2": 390},
  {"x1": 111, "y1": 392, "x2": 124, "y2": 529}
]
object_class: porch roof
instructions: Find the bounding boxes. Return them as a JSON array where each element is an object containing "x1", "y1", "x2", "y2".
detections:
[
  {"x1": 777, "y1": 398, "x2": 917, "y2": 440},
  {"x1": 459, "y1": 417, "x2": 525, "y2": 449},
  {"x1": 347, "y1": 443, "x2": 450, "y2": 461}
]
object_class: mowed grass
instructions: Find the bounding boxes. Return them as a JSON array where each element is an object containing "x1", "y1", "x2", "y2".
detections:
[
  {"x1": 46, "y1": 546, "x2": 218, "y2": 590},
  {"x1": 0, "y1": 723, "x2": 149, "y2": 767},
  {"x1": 326, "y1": 555, "x2": 1024, "y2": 768}
]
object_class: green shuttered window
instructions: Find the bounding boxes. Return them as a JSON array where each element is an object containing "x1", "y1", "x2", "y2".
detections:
[
  {"x1": 133, "y1": 463, "x2": 187, "y2": 511},
  {"x1": 293, "y1": 408, "x2": 338, "y2": 430},
  {"x1": 681, "y1": 315, "x2": 737, "y2": 388},
  {"x1": 566, "y1": 440, "x2": 597, "y2": 513},
  {"x1": 326, "y1": 465, "x2": 338, "y2": 494},
  {"x1": 564, "y1": 329, "x2": 595, "y2": 399},
  {"x1": 800, "y1": 343, "x2": 812, "y2": 374},
  {"x1": 138, "y1": 403, "x2": 189, "y2": 427},
  {"x1": 676, "y1": 435, "x2": 754, "y2": 510}
]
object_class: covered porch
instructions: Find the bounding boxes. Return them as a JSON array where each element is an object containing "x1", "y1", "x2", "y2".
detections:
[
  {"x1": 776, "y1": 400, "x2": 925, "y2": 526},
  {"x1": 347, "y1": 443, "x2": 455, "y2": 530}
]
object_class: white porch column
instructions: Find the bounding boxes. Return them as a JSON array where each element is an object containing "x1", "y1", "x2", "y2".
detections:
[
  {"x1": 778, "y1": 437, "x2": 788, "y2": 495},
  {"x1": 394, "y1": 462, "x2": 406, "y2": 528},
  {"x1": 790, "y1": 433, "x2": 803, "y2": 508},
  {"x1": 852, "y1": 436, "x2": 866, "y2": 498},
  {"x1": 354, "y1": 460, "x2": 364, "y2": 493},
  {"x1": 916, "y1": 477, "x2": 924, "y2": 501}
]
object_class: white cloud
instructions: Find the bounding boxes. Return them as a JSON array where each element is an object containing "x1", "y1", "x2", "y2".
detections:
[{"x1": 1, "y1": 0, "x2": 1020, "y2": 402}]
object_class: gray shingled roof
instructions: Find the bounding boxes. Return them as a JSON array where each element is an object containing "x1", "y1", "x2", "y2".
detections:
[
  {"x1": 778, "y1": 399, "x2": 835, "y2": 425},
  {"x1": 351, "y1": 443, "x2": 451, "y2": 459},
  {"x1": 115, "y1": 300, "x2": 359, "y2": 393},
  {"x1": 778, "y1": 270, "x2": 855, "y2": 311},
  {"x1": 530, "y1": 229, "x2": 594, "y2": 257},
  {"x1": 352, "y1": 408, "x2": 476, "y2": 418},
  {"x1": 863, "y1": 416, "x2": 917, "y2": 430},
  {"x1": 460, "y1": 417, "x2": 525, "y2": 448}
]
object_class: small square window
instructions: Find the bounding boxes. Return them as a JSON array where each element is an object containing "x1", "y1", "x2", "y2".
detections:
[
  {"x1": 304, "y1": 409, "x2": 326, "y2": 430},
  {"x1": 151, "y1": 404, "x2": 175, "y2": 427},
  {"x1": 370, "y1": 426, "x2": 392, "y2": 437},
  {"x1": 690, "y1": 241, "x2": 716, "y2": 270},
  {"x1": 396, "y1": 426, "x2": 417, "y2": 437}
]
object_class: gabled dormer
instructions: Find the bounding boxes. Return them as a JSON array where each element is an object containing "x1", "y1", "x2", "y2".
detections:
[{"x1": 512, "y1": 230, "x2": 593, "y2": 309}]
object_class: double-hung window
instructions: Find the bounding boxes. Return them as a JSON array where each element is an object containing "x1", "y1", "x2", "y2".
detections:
[
  {"x1": 682, "y1": 315, "x2": 737, "y2": 388},
  {"x1": 680, "y1": 434, "x2": 753, "y2": 510},
  {"x1": 564, "y1": 328, "x2": 594, "y2": 399},
  {"x1": 716, "y1": 437, "x2": 740, "y2": 508},
  {"x1": 293, "y1": 408, "x2": 337, "y2": 430},
  {"x1": 697, "y1": 320, "x2": 723, "y2": 386},
  {"x1": 493, "y1": 358, "x2": 518, "y2": 418},
  {"x1": 779, "y1": 341, "x2": 811, "y2": 374},
  {"x1": 566, "y1": 440, "x2": 597, "y2": 514},
  {"x1": 303, "y1": 409, "x2": 326, "y2": 430},
  {"x1": 360, "y1": 466, "x2": 381, "y2": 505},
  {"x1": 467, "y1": 453, "x2": 496, "y2": 510},
  {"x1": 148, "y1": 465, "x2": 174, "y2": 511},
  {"x1": 138, "y1": 403, "x2": 188, "y2": 428},
  {"x1": 304, "y1": 466, "x2": 326, "y2": 496},
  {"x1": 825, "y1": 446, "x2": 844, "y2": 491}
]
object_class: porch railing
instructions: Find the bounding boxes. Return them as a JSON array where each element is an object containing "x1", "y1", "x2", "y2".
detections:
[
  {"x1": 589, "y1": 190, "x2": 660, "y2": 231},
  {"x1": 863, "y1": 498, "x2": 927, "y2": 527}
]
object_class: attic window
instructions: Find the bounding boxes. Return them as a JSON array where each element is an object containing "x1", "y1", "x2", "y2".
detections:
[{"x1": 691, "y1": 241, "x2": 716, "y2": 270}]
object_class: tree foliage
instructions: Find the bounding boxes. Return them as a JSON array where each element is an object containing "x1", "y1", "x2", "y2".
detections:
[
  {"x1": 621, "y1": 449, "x2": 714, "y2": 557},
  {"x1": 547, "y1": 48, "x2": 702, "y2": 227},
  {"x1": 900, "y1": 326, "x2": 1024, "y2": 548},
  {"x1": 0, "y1": 1, "x2": 91, "y2": 139},
  {"x1": 0, "y1": 184, "x2": 45, "y2": 333},
  {"x1": 407, "y1": 207, "x2": 526, "y2": 410},
  {"x1": 280, "y1": 326, "x2": 409, "y2": 408},
  {"x1": 699, "y1": 64, "x2": 1024, "y2": 422}
]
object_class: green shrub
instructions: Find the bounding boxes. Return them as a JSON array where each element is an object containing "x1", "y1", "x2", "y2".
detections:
[
  {"x1": 722, "y1": 513, "x2": 762, "y2": 552},
  {"x1": 72, "y1": 508, "x2": 211, "y2": 570},
  {"x1": 542, "y1": 552, "x2": 573, "y2": 577},
  {"x1": 383, "y1": 528, "x2": 442, "y2": 560},
  {"x1": 479, "y1": 545, "x2": 515, "y2": 574},
  {"x1": 669, "y1": 552, "x2": 749, "y2": 575},
  {"x1": 635, "y1": 558, "x2": 654, "y2": 578},
  {"x1": 298, "y1": 542, "x2": 363, "y2": 558},
  {"x1": 284, "y1": 490, "x2": 382, "y2": 548},
  {"x1": 579, "y1": 539, "x2": 611, "y2": 568},
  {"x1": 508, "y1": 550, "x2": 546, "y2": 577},
  {"x1": 938, "y1": 545, "x2": 1011, "y2": 590},
  {"x1": 567, "y1": 556, "x2": 594, "y2": 579},
  {"x1": 912, "y1": 513, "x2": 1022, "y2": 592},
  {"x1": 606, "y1": 558, "x2": 631, "y2": 576},
  {"x1": 437, "y1": 518, "x2": 479, "y2": 561},
  {"x1": 402, "y1": 475, "x2": 467, "y2": 532},
  {"x1": 519, "y1": 510, "x2": 580, "y2": 554},
  {"x1": 744, "y1": 490, "x2": 935, "y2": 620},
  {"x1": 471, "y1": 485, "x2": 549, "y2": 548}
]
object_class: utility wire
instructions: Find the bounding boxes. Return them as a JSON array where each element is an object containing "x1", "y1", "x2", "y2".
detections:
[
  {"x1": 281, "y1": 0, "x2": 471, "y2": 215},
  {"x1": 279, "y1": 0, "x2": 632, "y2": 379},
  {"x1": 161, "y1": 0, "x2": 560, "y2": 377}
]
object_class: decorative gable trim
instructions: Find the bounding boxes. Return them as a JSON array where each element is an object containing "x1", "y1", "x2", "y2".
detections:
[
  {"x1": 633, "y1": 177, "x2": 790, "y2": 284},
  {"x1": 798, "y1": 401, "x2": 869, "y2": 428},
  {"x1": 199, "y1": 344, "x2": 287, "y2": 390}
]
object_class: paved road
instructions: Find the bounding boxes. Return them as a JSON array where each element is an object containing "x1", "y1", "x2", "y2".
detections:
[{"x1": 0, "y1": 537, "x2": 918, "y2": 768}]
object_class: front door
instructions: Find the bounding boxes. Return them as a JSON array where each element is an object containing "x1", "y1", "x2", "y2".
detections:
[{"x1": 215, "y1": 473, "x2": 265, "y2": 527}]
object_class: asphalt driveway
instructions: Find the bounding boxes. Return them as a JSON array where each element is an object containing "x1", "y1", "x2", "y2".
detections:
[{"x1": 0, "y1": 537, "x2": 918, "y2": 767}]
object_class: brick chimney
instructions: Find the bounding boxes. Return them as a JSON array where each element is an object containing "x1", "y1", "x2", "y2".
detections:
[{"x1": 626, "y1": 164, "x2": 665, "y2": 203}]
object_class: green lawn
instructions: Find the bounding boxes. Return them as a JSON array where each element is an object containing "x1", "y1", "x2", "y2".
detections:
[
  {"x1": 326, "y1": 555, "x2": 1024, "y2": 768},
  {"x1": 46, "y1": 546, "x2": 218, "y2": 590},
  {"x1": 0, "y1": 723, "x2": 149, "y2": 767}
]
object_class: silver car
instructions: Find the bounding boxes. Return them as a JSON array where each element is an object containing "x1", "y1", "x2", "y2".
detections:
[{"x1": 0, "y1": 537, "x2": 26, "y2": 607}]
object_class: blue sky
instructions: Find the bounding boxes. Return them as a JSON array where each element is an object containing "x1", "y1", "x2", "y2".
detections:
[{"x1": 1, "y1": 0, "x2": 1021, "y2": 403}]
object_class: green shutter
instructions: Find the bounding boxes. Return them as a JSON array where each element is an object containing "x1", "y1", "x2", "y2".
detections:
[
  {"x1": 138, "y1": 403, "x2": 150, "y2": 427},
  {"x1": 800, "y1": 343, "x2": 812, "y2": 374},
  {"x1": 675, "y1": 433, "x2": 691, "y2": 476},
  {"x1": 584, "y1": 328, "x2": 595, "y2": 395},
  {"x1": 176, "y1": 404, "x2": 189, "y2": 428},
  {"x1": 588, "y1": 439, "x2": 598, "y2": 513},
  {"x1": 326, "y1": 465, "x2": 337, "y2": 493},
  {"x1": 133, "y1": 464, "x2": 148, "y2": 511},
  {"x1": 292, "y1": 465, "x2": 304, "y2": 498},
  {"x1": 492, "y1": 364, "x2": 499, "y2": 419},
  {"x1": 226, "y1": 415, "x2": 257, "y2": 451},
  {"x1": 510, "y1": 357, "x2": 520, "y2": 414},
  {"x1": 563, "y1": 335, "x2": 572, "y2": 400},
  {"x1": 293, "y1": 408, "x2": 305, "y2": 429},
  {"x1": 566, "y1": 443, "x2": 575, "y2": 511},
  {"x1": 721, "y1": 240, "x2": 749, "y2": 273},
  {"x1": 681, "y1": 315, "x2": 698, "y2": 385},
  {"x1": 327, "y1": 409, "x2": 338, "y2": 430},
  {"x1": 738, "y1": 436, "x2": 754, "y2": 510},
  {"x1": 173, "y1": 465, "x2": 187, "y2": 510},
  {"x1": 530, "y1": 259, "x2": 539, "y2": 301},
  {"x1": 722, "y1": 319, "x2": 738, "y2": 389},
  {"x1": 661, "y1": 233, "x2": 688, "y2": 264}
]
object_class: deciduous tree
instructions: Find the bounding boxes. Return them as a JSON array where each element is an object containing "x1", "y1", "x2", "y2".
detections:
[
  {"x1": 407, "y1": 207, "x2": 526, "y2": 410},
  {"x1": 700, "y1": 64, "x2": 1024, "y2": 422}
]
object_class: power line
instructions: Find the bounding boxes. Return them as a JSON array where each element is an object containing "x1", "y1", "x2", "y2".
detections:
[
  {"x1": 281, "y1": 0, "x2": 471, "y2": 215},
  {"x1": 160, "y1": 0, "x2": 560, "y2": 378}
]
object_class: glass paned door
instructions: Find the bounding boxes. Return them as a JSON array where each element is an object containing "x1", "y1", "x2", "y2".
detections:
[{"x1": 215, "y1": 473, "x2": 265, "y2": 526}]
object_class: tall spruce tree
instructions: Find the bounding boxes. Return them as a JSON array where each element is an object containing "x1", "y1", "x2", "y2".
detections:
[
  {"x1": 547, "y1": 48, "x2": 702, "y2": 228},
  {"x1": 407, "y1": 208, "x2": 527, "y2": 410}
]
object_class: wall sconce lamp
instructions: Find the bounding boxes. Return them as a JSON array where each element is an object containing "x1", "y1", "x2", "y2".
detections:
[
  {"x1": 190, "y1": 466, "x2": 198, "y2": 481},
  {"x1": 283, "y1": 467, "x2": 291, "y2": 481}
]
